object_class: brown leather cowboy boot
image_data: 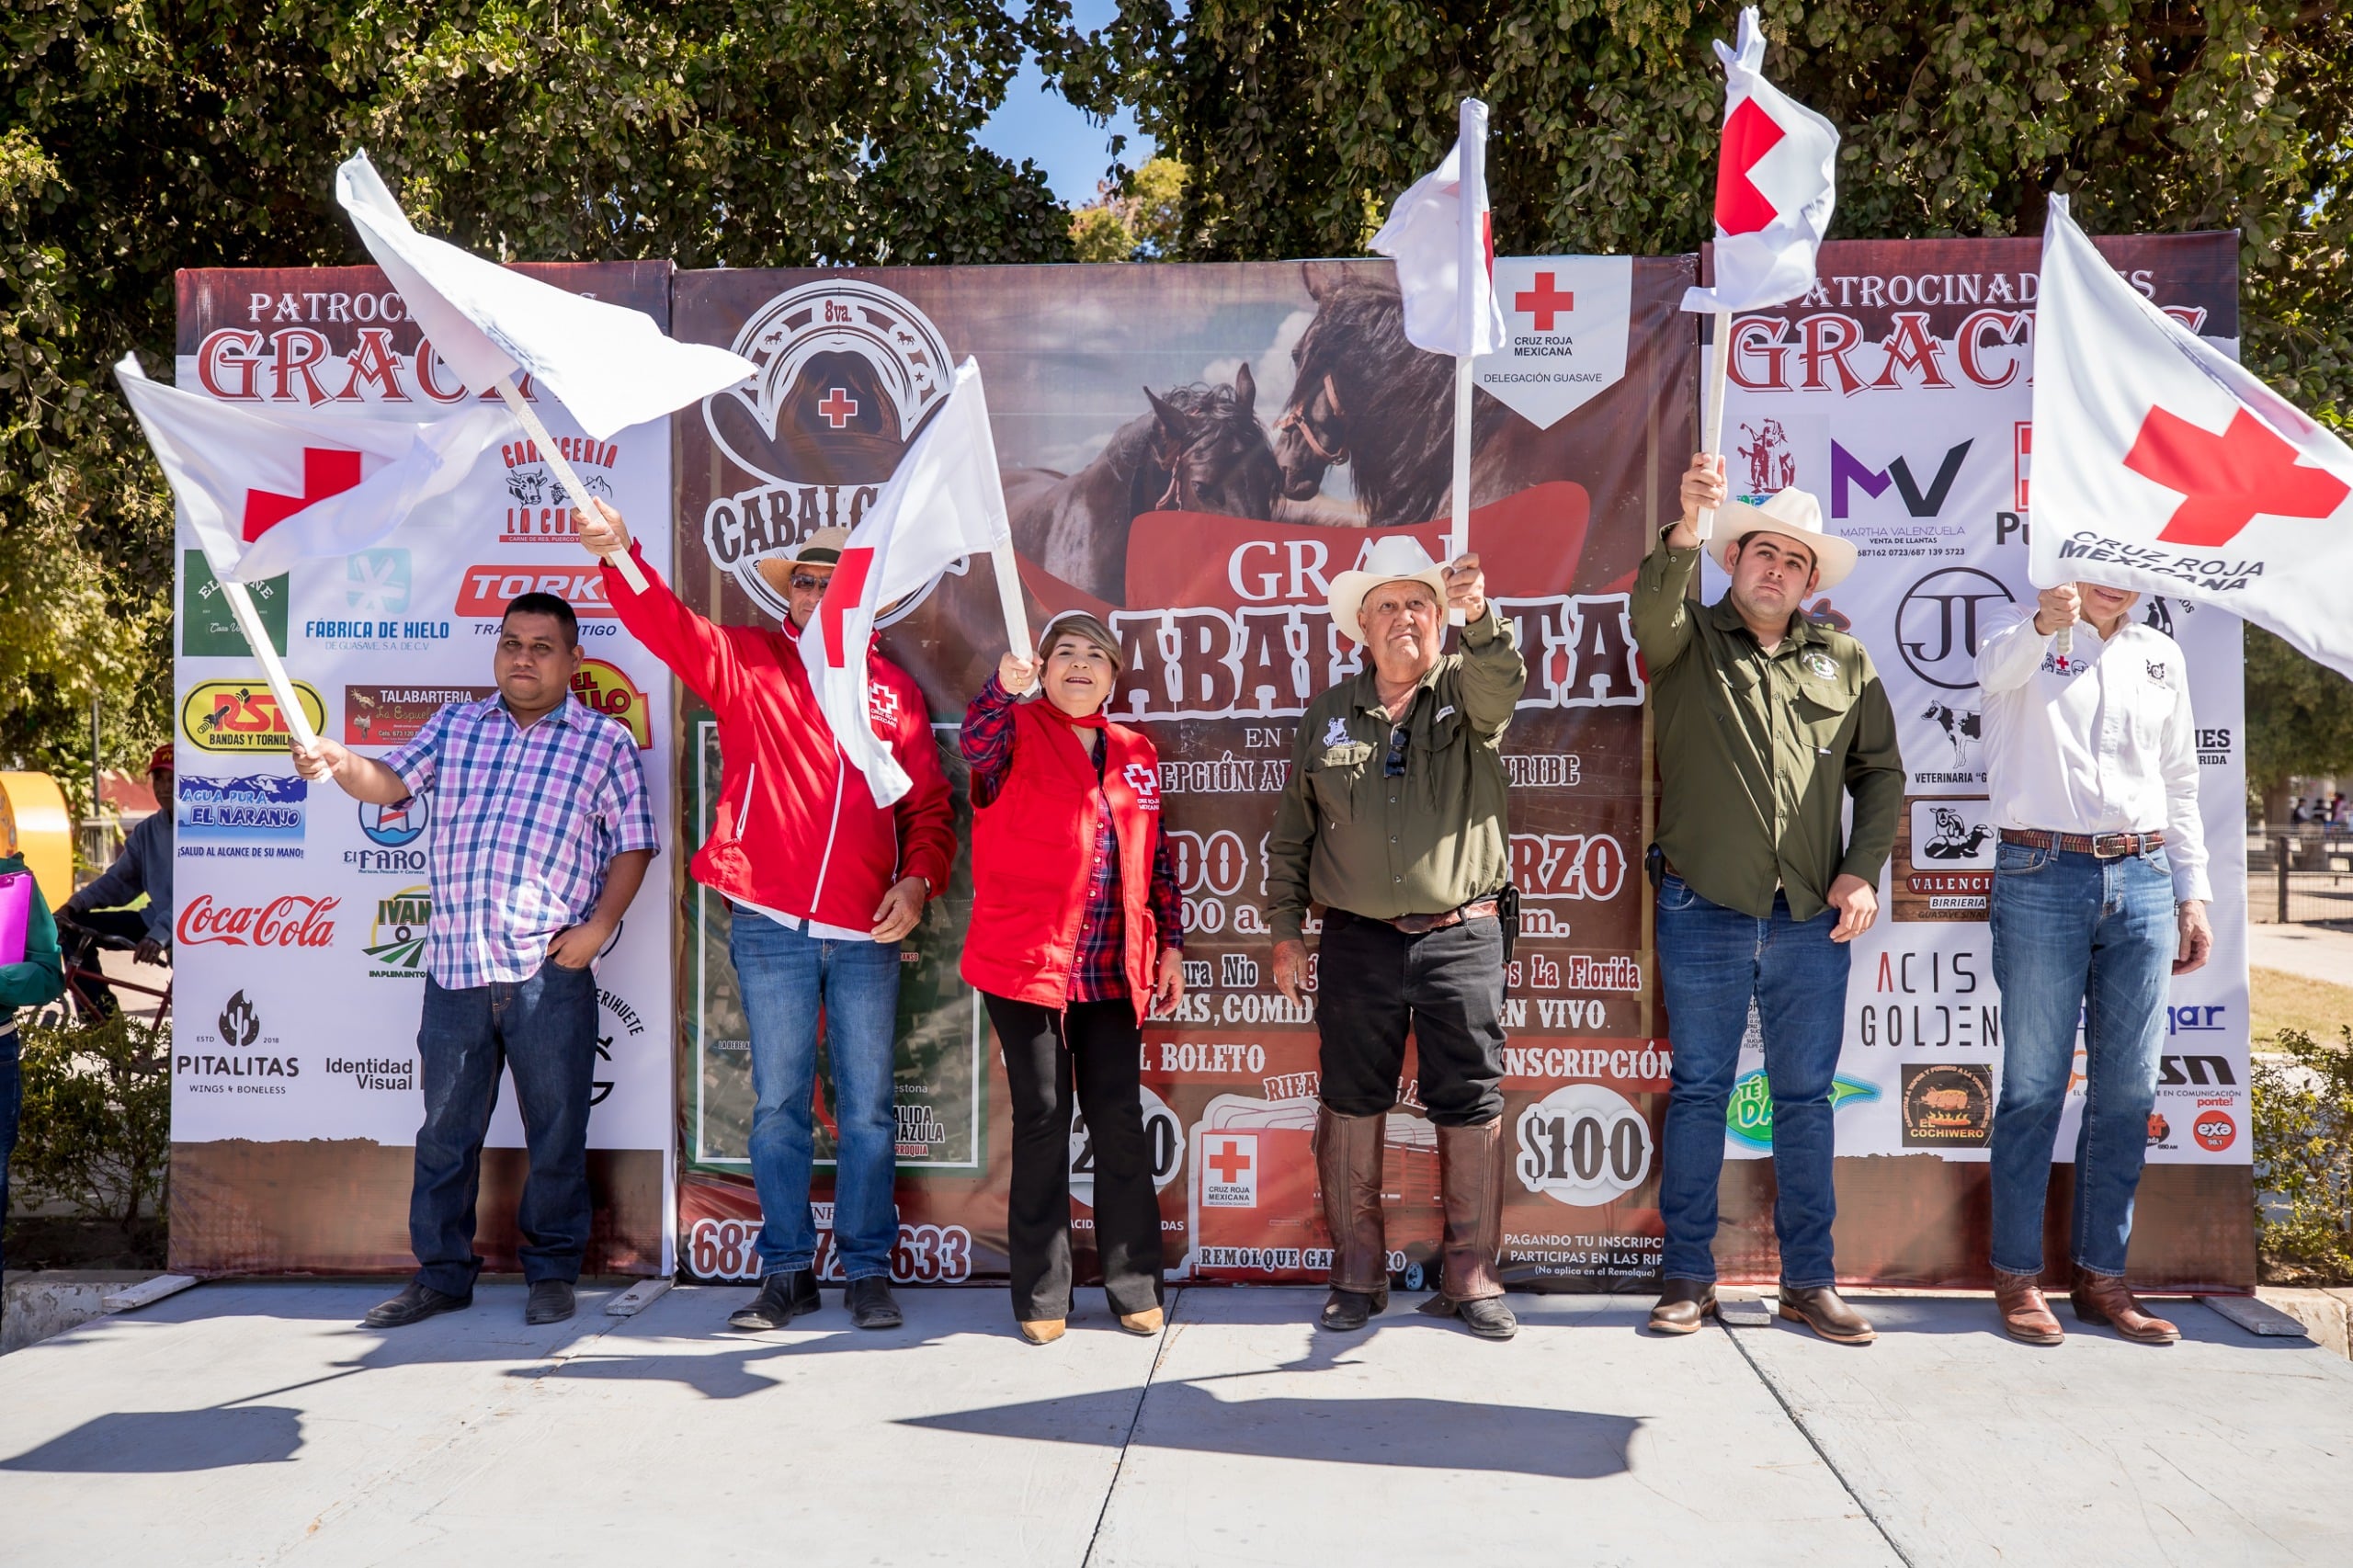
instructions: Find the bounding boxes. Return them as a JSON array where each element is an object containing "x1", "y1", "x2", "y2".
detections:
[
  {"x1": 1313, "y1": 1107, "x2": 1389, "y2": 1332},
  {"x1": 2069, "y1": 1266, "x2": 2180, "y2": 1344},
  {"x1": 1418, "y1": 1119, "x2": 1517, "y2": 1341},
  {"x1": 1993, "y1": 1269, "x2": 2063, "y2": 1346}
]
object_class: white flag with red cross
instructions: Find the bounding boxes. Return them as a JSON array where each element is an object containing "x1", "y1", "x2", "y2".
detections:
[
  {"x1": 801, "y1": 357, "x2": 1012, "y2": 805},
  {"x1": 1682, "y1": 7, "x2": 1839, "y2": 315},
  {"x1": 1370, "y1": 98, "x2": 1507, "y2": 359},
  {"x1": 2029, "y1": 194, "x2": 2353, "y2": 677},
  {"x1": 115, "y1": 354, "x2": 509, "y2": 584}
]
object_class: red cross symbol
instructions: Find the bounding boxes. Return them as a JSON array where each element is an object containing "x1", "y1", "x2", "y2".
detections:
[
  {"x1": 1209, "y1": 1139, "x2": 1252, "y2": 1185},
  {"x1": 2125, "y1": 405, "x2": 2349, "y2": 547},
  {"x1": 1715, "y1": 97, "x2": 1787, "y2": 236},
  {"x1": 1513, "y1": 271, "x2": 1575, "y2": 331},
  {"x1": 242, "y1": 447, "x2": 363, "y2": 542},
  {"x1": 819, "y1": 546, "x2": 876, "y2": 668},
  {"x1": 817, "y1": 387, "x2": 859, "y2": 429}
]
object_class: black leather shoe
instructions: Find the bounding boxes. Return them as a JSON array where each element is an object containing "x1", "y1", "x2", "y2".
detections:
[
  {"x1": 525, "y1": 1279, "x2": 576, "y2": 1325},
  {"x1": 1452, "y1": 1295, "x2": 1518, "y2": 1341},
  {"x1": 846, "y1": 1277, "x2": 904, "y2": 1330},
  {"x1": 1778, "y1": 1284, "x2": 1877, "y2": 1344},
  {"x1": 1649, "y1": 1278, "x2": 1718, "y2": 1335},
  {"x1": 728, "y1": 1269, "x2": 820, "y2": 1331},
  {"x1": 1318, "y1": 1286, "x2": 1387, "y2": 1333},
  {"x1": 364, "y1": 1282, "x2": 472, "y2": 1328}
]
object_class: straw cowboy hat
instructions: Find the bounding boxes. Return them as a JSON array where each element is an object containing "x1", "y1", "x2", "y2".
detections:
[
  {"x1": 1711, "y1": 487, "x2": 1856, "y2": 591},
  {"x1": 754, "y1": 526, "x2": 850, "y2": 596},
  {"x1": 1327, "y1": 535, "x2": 1455, "y2": 645}
]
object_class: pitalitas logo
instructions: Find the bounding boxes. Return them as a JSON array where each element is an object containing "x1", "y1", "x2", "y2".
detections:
[
  {"x1": 181, "y1": 680, "x2": 330, "y2": 754},
  {"x1": 699, "y1": 279, "x2": 955, "y2": 623},
  {"x1": 176, "y1": 988, "x2": 300, "y2": 1096},
  {"x1": 365, "y1": 885, "x2": 431, "y2": 978},
  {"x1": 176, "y1": 773, "x2": 306, "y2": 858}
]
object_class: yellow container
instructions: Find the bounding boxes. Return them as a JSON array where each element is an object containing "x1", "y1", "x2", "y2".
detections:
[{"x1": 0, "y1": 772, "x2": 75, "y2": 905}]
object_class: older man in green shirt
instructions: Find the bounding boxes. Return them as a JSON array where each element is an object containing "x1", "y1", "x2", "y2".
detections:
[
  {"x1": 1635, "y1": 455, "x2": 1904, "y2": 1345},
  {"x1": 1269, "y1": 535, "x2": 1525, "y2": 1341}
]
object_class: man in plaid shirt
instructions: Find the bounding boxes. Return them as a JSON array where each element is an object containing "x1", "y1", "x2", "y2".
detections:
[{"x1": 296, "y1": 592, "x2": 656, "y2": 1330}]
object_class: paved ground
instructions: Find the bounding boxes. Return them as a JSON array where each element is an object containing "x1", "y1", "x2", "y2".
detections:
[
  {"x1": 4, "y1": 1282, "x2": 2348, "y2": 1565},
  {"x1": 2245, "y1": 921, "x2": 2353, "y2": 989}
]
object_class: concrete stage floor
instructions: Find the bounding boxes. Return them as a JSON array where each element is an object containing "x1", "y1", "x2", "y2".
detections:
[{"x1": 4, "y1": 1282, "x2": 2348, "y2": 1565}]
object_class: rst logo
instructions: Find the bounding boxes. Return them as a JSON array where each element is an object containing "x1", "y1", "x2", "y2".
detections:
[
  {"x1": 1830, "y1": 437, "x2": 1972, "y2": 518},
  {"x1": 455, "y1": 565, "x2": 615, "y2": 622},
  {"x1": 181, "y1": 680, "x2": 330, "y2": 754}
]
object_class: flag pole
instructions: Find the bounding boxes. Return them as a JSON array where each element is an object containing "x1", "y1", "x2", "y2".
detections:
[
  {"x1": 1449, "y1": 351, "x2": 1473, "y2": 582},
  {"x1": 495, "y1": 377, "x2": 651, "y2": 594},
  {"x1": 217, "y1": 578, "x2": 319, "y2": 751},
  {"x1": 989, "y1": 540, "x2": 1034, "y2": 664},
  {"x1": 1696, "y1": 307, "x2": 1733, "y2": 541}
]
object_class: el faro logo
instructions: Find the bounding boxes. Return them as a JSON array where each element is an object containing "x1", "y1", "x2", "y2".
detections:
[
  {"x1": 181, "y1": 680, "x2": 329, "y2": 754},
  {"x1": 571, "y1": 660, "x2": 652, "y2": 747}
]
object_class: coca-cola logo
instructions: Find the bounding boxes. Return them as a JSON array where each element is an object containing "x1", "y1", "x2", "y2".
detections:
[{"x1": 176, "y1": 892, "x2": 340, "y2": 948}]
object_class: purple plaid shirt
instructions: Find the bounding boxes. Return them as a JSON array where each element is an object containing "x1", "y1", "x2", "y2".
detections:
[{"x1": 382, "y1": 694, "x2": 657, "y2": 988}]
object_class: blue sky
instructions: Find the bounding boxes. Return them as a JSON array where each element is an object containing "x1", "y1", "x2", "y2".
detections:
[{"x1": 975, "y1": 1, "x2": 1154, "y2": 206}]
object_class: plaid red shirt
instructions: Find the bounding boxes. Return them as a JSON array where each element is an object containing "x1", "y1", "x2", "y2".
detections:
[{"x1": 964, "y1": 677, "x2": 1182, "y2": 1004}]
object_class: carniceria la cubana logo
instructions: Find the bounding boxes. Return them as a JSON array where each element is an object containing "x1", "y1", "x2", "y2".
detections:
[{"x1": 699, "y1": 280, "x2": 958, "y2": 624}]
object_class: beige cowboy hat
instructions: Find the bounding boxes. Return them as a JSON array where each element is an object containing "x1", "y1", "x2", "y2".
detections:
[
  {"x1": 1327, "y1": 535, "x2": 1454, "y2": 645},
  {"x1": 754, "y1": 526, "x2": 851, "y2": 596},
  {"x1": 1710, "y1": 487, "x2": 1856, "y2": 591}
]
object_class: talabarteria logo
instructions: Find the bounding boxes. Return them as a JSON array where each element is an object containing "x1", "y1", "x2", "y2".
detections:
[
  {"x1": 366, "y1": 885, "x2": 431, "y2": 977},
  {"x1": 571, "y1": 659, "x2": 652, "y2": 747},
  {"x1": 181, "y1": 680, "x2": 330, "y2": 754},
  {"x1": 699, "y1": 280, "x2": 956, "y2": 623}
]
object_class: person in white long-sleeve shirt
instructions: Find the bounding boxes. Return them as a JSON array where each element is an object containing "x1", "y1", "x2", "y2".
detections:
[{"x1": 1973, "y1": 579, "x2": 2213, "y2": 1349}]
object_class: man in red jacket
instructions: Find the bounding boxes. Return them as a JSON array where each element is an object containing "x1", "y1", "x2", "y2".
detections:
[{"x1": 576, "y1": 503, "x2": 955, "y2": 1333}]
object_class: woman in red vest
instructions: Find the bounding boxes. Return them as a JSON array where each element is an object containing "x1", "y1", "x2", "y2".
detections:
[{"x1": 962, "y1": 611, "x2": 1185, "y2": 1345}]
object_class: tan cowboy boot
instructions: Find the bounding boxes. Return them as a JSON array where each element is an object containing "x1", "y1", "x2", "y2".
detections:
[
  {"x1": 1419, "y1": 1119, "x2": 1517, "y2": 1341},
  {"x1": 1314, "y1": 1107, "x2": 1390, "y2": 1332},
  {"x1": 2069, "y1": 1266, "x2": 2180, "y2": 1344},
  {"x1": 1993, "y1": 1269, "x2": 2063, "y2": 1346}
]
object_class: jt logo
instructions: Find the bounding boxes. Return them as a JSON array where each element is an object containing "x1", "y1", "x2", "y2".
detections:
[
  {"x1": 1895, "y1": 568, "x2": 2015, "y2": 691},
  {"x1": 1831, "y1": 438, "x2": 1972, "y2": 518}
]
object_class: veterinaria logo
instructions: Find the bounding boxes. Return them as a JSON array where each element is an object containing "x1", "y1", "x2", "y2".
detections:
[{"x1": 699, "y1": 280, "x2": 957, "y2": 625}]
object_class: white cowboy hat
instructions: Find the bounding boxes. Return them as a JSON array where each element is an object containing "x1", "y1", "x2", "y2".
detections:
[
  {"x1": 1327, "y1": 535, "x2": 1454, "y2": 645},
  {"x1": 1710, "y1": 487, "x2": 1856, "y2": 591}
]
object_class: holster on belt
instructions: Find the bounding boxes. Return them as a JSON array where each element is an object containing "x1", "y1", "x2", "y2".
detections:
[{"x1": 1495, "y1": 883, "x2": 1520, "y2": 964}]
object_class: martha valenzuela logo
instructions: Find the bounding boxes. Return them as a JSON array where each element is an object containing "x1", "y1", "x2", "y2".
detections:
[{"x1": 176, "y1": 989, "x2": 301, "y2": 1093}]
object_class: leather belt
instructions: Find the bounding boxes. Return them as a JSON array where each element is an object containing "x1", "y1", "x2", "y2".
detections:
[
  {"x1": 2000, "y1": 827, "x2": 2165, "y2": 859},
  {"x1": 1384, "y1": 897, "x2": 1500, "y2": 935}
]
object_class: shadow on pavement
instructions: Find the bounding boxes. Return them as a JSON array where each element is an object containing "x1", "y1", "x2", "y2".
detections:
[{"x1": 0, "y1": 1405, "x2": 303, "y2": 1473}]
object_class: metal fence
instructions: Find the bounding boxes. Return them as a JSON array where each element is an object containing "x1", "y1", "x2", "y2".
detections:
[{"x1": 2247, "y1": 825, "x2": 2353, "y2": 925}]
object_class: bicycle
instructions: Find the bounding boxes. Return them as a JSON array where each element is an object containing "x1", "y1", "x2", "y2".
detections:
[{"x1": 38, "y1": 915, "x2": 174, "y2": 1032}]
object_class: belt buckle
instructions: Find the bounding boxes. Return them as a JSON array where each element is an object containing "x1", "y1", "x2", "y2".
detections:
[{"x1": 2091, "y1": 832, "x2": 2131, "y2": 858}]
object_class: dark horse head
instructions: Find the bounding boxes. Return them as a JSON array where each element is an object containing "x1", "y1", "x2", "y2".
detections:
[
  {"x1": 1139, "y1": 361, "x2": 1280, "y2": 520},
  {"x1": 1275, "y1": 263, "x2": 1498, "y2": 529}
]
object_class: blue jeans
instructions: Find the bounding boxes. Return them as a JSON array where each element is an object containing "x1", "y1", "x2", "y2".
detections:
[
  {"x1": 729, "y1": 915, "x2": 904, "y2": 1280},
  {"x1": 411, "y1": 960, "x2": 601, "y2": 1295},
  {"x1": 1655, "y1": 877, "x2": 1850, "y2": 1289},
  {"x1": 1987, "y1": 842, "x2": 2175, "y2": 1278},
  {"x1": 1, "y1": 1027, "x2": 20, "y2": 1285}
]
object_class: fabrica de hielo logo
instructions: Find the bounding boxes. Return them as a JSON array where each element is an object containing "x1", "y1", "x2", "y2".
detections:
[{"x1": 699, "y1": 280, "x2": 957, "y2": 624}]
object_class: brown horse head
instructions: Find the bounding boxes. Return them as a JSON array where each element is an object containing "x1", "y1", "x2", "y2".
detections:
[{"x1": 1140, "y1": 362, "x2": 1280, "y2": 519}]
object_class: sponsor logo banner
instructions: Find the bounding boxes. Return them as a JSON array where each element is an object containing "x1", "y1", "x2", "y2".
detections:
[
  {"x1": 181, "y1": 680, "x2": 329, "y2": 754},
  {"x1": 343, "y1": 686, "x2": 497, "y2": 746}
]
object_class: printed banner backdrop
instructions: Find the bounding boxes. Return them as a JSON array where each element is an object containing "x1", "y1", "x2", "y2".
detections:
[
  {"x1": 1712, "y1": 234, "x2": 2254, "y2": 1288},
  {"x1": 669, "y1": 257, "x2": 1694, "y2": 1290},
  {"x1": 169, "y1": 264, "x2": 677, "y2": 1276}
]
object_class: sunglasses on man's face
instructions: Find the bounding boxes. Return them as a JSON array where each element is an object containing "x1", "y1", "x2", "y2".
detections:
[{"x1": 790, "y1": 573, "x2": 828, "y2": 592}]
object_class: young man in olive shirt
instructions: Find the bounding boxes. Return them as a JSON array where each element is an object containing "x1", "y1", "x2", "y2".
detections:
[
  {"x1": 1634, "y1": 454, "x2": 1904, "y2": 1344},
  {"x1": 1268, "y1": 536, "x2": 1525, "y2": 1341}
]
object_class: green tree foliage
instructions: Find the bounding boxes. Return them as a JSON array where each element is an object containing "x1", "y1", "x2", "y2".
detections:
[
  {"x1": 15, "y1": 1013, "x2": 173, "y2": 1232},
  {"x1": 1041, "y1": 0, "x2": 2353, "y2": 758},
  {"x1": 2253, "y1": 1027, "x2": 2353, "y2": 1284},
  {"x1": 2, "y1": 0, "x2": 1070, "y2": 798},
  {"x1": 2245, "y1": 625, "x2": 2353, "y2": 820},
  {"x1": 1067, "y1": 154, "x2": 1188, "y2": 259}
]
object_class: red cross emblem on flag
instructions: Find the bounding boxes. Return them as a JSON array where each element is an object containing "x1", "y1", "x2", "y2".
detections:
[
  {"x1": 2126, "y1": 406, "x2": 2350, "y2": 547},
  {"x1": 243, "y1": 448, "x2": 363, "y2": 542},
  {"x1": 1715, "y1": 97, "x2": 1786, "y2": 236}
]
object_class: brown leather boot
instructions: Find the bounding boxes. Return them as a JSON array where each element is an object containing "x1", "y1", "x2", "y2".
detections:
[
  {"x1": 1313, "y1": 1106, "x2": 1389, "y2": 1332},
  {"x1": 1993, "y1": 1270, "x2": 2063, "y2": 1346},
  {"x1": 2068, "y1": 1266, "x2": 2180, "y2": 1344},
  {"x1": 1777, "y1": 1285, "x2": 1876, "y2": 1344},
  {"x1": 1417, "y1": 1119, "x2": 1517, "y2": 1340}
]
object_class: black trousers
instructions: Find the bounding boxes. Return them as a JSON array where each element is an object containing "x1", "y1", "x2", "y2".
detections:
[
  {"x1": 983, "y1": 994, "x2": 1165, "y2": 1322},
  {"x1": 1314, "y1": 909, "x2": 1507, "y2": 1127}
]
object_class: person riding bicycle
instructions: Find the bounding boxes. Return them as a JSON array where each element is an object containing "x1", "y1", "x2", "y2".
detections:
[{"x1": 58, "y1": 745, "x2": 176, "y2": 988}]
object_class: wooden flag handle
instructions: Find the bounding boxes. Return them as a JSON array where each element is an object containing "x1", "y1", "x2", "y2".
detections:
[
  {"x1": 217, "y1": 577, "x2": 319, "y2": 752},
  {"x1": 495, "y1": 378, "x2": 651, "y2": 594},
  {"x1": 1449, "y1": 355, "x2": 1473, "y2": 626},
  {"x1": 1696, "y1": 309, "x2": 1733, "y2": 542},
  {"x1": 990, "y1": 539, "x2": 1034, "y2": 664}
]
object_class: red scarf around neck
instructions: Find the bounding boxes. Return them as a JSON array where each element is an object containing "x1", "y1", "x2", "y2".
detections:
[{"x1": 1031, "y1": 695, "x2": 1109, "y2": 731}]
